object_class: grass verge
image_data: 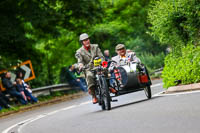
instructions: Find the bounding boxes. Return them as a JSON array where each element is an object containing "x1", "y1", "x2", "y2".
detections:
[{"x1": 0, "y1": 90, "x2": 84, "y2": 118}]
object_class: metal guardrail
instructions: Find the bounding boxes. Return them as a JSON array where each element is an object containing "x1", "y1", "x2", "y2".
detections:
[
  {"x1": 150, "y1": 67, "x2": 163, "y2": 75},
  {"x1": 32, "y1": 83, "x2": 70, "y2": 92},
  {"x1": 154, "y1": 67, "x2": 163, "y2": 72},
  {"x1": 32, "y1": 83, "x2": 74, "y2": 96}
]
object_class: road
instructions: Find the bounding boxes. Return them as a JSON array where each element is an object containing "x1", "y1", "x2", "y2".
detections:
[{"x1": 1, "y1": 79, "x2": 200, "y2": 133}]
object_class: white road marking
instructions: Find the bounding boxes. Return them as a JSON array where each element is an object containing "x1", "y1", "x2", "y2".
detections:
[
  {"x1": 61, "y1": 105, "x2": 77, "y2": 111},
  {"x1": 2, "y1": 82, "x2": 163, "y2": 133},
  {"x1": 152, "y1": 91, "x2": 165, "y2": 97},
  {"x1": 79, "y1": 101, "x2": 91, "y2": 105},
  {"x1": 18, "y1": 115, "x2": 46, "y2": 132},
  {"x1": 2, "y1": 103, "x2": 89, "y2": 133},
  {"x1": 46, "y1": 110, "x2": 61, "y2": 115},
  {"x1": 151, "y1": 83, "x2": 163, "y2": 88},
  {"x1": 2, "y1": 118, "x2": 34, "y2": 133},
  {"x1": 153, "y1": 90, "x2": 200, "y2": 97}
]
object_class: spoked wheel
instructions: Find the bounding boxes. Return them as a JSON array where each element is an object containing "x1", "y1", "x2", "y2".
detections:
[
  {"x1": 144, "y1": 85, "x2": 152, "y2": 99},
  {"x1": 100, "y1": 76, "x2": 111, "y2": 110}
]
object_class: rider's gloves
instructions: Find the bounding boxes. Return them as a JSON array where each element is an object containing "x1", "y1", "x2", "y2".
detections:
[{"x1": 78, "y1": 63, "x2": 84, "y2": 71}]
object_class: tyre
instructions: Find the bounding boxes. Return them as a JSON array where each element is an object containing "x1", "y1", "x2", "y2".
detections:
[
  {"x1": 95, "y1": 86, "x2": 102, "y2": 106},
  {"x1": 101, "y1": 100, "x2": 105, "y2": 110},
  {"x1": 100, "y1": 76, "x2": 111, "y2": 110},
  {"x1": 95, "y1": 76, "x2": 105, "y2": 109},
  {"x1": 144, "y1": 85, "x2": 152, "y2": 99}
]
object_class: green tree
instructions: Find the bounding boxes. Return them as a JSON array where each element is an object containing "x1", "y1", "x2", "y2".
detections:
[
  {"x1": 148, "y1": 0, "x2": 200, "y2": 47},
  {"x1": 148, "y1": 0, "x2": 200, "y2": 88}
]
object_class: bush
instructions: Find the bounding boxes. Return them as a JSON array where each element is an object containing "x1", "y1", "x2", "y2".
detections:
[{"x1": 162, "y1": 45, "x2": 200, "y2": 88}]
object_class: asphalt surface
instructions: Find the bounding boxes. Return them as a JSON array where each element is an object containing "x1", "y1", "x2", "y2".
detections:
[{"x1": 1, "y1": 79, "x2": 200, "y2": 133}]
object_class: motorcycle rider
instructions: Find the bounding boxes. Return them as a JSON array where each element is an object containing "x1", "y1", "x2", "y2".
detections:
[{"x1": 75, "y1": 33, "x2": 104, "y2": 104}]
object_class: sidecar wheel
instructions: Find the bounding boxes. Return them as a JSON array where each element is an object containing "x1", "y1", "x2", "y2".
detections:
[{"x1": 144, "y1": 85, "x2": 152, "y2": 99}]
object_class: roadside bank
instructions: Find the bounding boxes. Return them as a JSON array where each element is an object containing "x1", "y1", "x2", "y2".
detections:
[
  {"x1": 165, "y1": 83, "x2": 200, "y2": 94},
  {"x1": 0, "y1": 91, "x2": 86, "y2": 118}
]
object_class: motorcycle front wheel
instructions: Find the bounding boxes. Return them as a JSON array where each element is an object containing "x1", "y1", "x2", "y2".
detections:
[{"x1": 100, "y1": 76, "x2": 111, "y2": 110}]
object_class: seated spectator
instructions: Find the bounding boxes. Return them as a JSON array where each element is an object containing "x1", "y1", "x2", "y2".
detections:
[
  {"x1": 66, "y1": 65, "x2": 87, "y2": 92},
  {"x1": 73, "y1": 64, "x2": 87, "y2": 88},
  {"x1": 0, "y1": 90, "x2": 11, "y2": 109},
  {"x1": 16, "y1": 72, "x2": 33, "y2": 93},
  {"x1": 2, "y1": 72, "x2": 27, "y2": 105},
  {"x1": 16, "y1": 72, "x2": 38, "y2": 103},
  {"x1": 16, "y1": 78, "x2": 28, "y2": 102}
]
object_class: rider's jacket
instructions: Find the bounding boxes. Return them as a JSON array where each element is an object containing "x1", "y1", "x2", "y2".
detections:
[
  {"x1": 75, "y1": 44, "x2": 104, "y2": 69},
  {"x1": 75, "y1": 44, "x2": 104, "y2": 89},
  {"x1": 111, "y1": 52, "x2": 141, "y2": 66}
]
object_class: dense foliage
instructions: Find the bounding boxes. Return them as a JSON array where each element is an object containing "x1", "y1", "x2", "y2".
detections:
[
  {"x1": 148, "y1": 0, "x2": 200, "y2": 47},
  {"x1": 149, "y1": 0, "x2": 200, "y2": 88},
  {"x1": 1, "y1": 0, "x2": 167, "y2": 88},
  {"x1": 162, "y1": 45, "x2": 200, "y2": 88}
]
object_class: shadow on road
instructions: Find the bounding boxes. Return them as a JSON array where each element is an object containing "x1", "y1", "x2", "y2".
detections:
[
  {"x1": 88, "y1": 96, "x2": 161, "y2": 114},
  {"x1": 92, "y1": 96, "x2": 160, "y2": 113},
  {"x1": 111, "y1": 96, "x2": 160, "y2": 110}
]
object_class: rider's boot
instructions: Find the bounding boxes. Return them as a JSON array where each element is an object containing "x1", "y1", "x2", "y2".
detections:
[
  {"x1": 92, "y1": 96, "x2": 98, "y2": 104},
  {"x1": 109, "y1": 87, "x2": 117, "y2": 93},
  {"x1": 88, "y1": 87, "x2": 98, "y2": 104}
]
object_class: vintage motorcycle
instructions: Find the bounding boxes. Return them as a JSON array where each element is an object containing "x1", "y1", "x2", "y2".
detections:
[{"x1": 90, "y1": 57, "x2": 152, "y2": 110}]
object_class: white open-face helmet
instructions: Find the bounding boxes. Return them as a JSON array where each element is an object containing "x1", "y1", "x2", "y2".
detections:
[{"x1": 79, "y1": 33, "x2": 89, "y2": 42}]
